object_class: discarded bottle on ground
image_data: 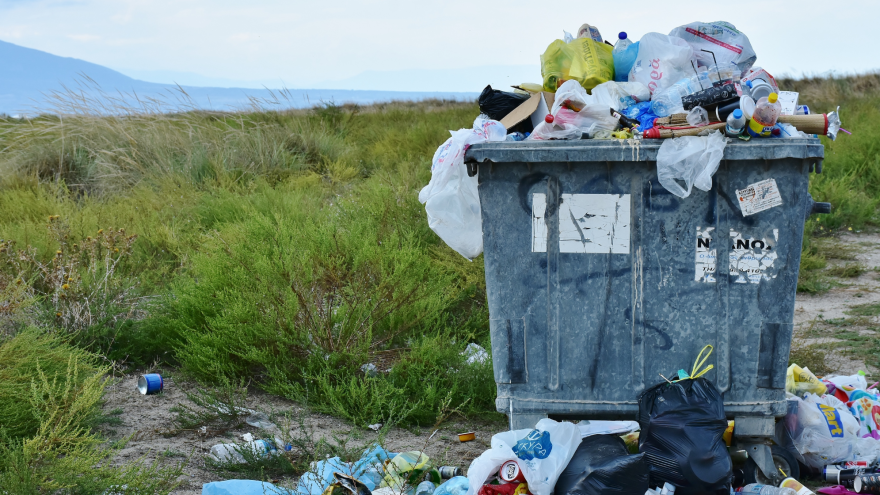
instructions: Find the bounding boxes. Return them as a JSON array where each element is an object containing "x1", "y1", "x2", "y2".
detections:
[
  {"x1": 736, "y1": 484, "x2": 797, "y2": 495},
  {"x1": 612, "y1": 32, "x2": 635, "y2": 82},
  {"x1": 747, "y1": 93, "x2": 781, "y2": 137},
  {"x1": 726, "y1": 109, "x2": 746, "y2": 137},
  {"x1": 416, "y1": 481, "x2": 436, "y2": 495},
  {"x1": 209, "y1": 439, "x2": 276, "y2": 464}
]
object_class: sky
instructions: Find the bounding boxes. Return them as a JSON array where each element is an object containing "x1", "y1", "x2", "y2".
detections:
[{"x1": 0, "y1": 0, "x2": 877, "y2": 91}]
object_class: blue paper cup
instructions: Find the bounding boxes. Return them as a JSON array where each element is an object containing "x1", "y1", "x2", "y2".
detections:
[{"x1": 137, "y1": 374, "x2": 163, "y2": 395}]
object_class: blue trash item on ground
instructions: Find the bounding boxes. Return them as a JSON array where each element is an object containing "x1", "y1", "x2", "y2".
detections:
[
  {"x1": 203, "y1": 480, "x2": 291, "y2": 495},
  {"x1": 297, "y1": 444, "x2": 392, "y2": 495},
  {"x1": 434, "y1": 476, "x2": 469, "y2": 495}
]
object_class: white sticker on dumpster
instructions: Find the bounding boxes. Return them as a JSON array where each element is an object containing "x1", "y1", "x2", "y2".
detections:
[
  {"x1": 558, "y1": 194, "x2": 630, "y2": 254},
  {"x1": 532, "y1": 193, "x2": 548, "y2": 253},
  {"x1": 729, "y1": 229, "x2": 779, "y2": 284},
  {"x1": 736, "y1": 178, "x2": 783, "y2": 216},
  {"x1": 695, "y1": 227, "x2": 717, "y2": 283}
]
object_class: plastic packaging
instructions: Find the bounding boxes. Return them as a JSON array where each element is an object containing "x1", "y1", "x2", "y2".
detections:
[
  {"x1": 464, "y1": 419, "x2": 580, "y2": 495},
  {"x1": 628, "y1": 33, "x2": 696, "y2": 95},
  {"x1": 668, "y1": 21, "x2": 757, "y2": 74},
  {"x1": 612, "y1": 32, "x2": 635, "y2": 82},
  {"x1": 298, "y1": 445, "x2": 391, "y2": 494},
  {"x1": 577, "y1": 24, "x2": 603, "y2": 42},
  {"x1": 637, "y1": 377, "x2": 732, "y2": 494},
  {"x1": 650, "y1": 82, "x2": 688, "y2": 117},
  {"x1": 419, "y1": 116, "x2": 507, "y2": 259},
  {"x1": 747, "y1": 93, "x2": 782, "y2": 137},
  {"x1": 209, "y1": 439, "x2": 277, "y2": 464},
  {"x1": 786, "y1": 364, "x2": 828, "y2": 396},
  {"x1": 554, "y1": 434, "x2": 649, "y2": 495},
  {"x1": 656, "y1": 130, "x2": 727, "y2": 198},
  {"x1": 202, "y1": 480, "x2": 291, "y2": 495},
  {"x1": 686, "y1": 106, "x2": 709, "y2": 127},
  {"x1": 416, "y1": 481, "x2": 436, "y2": 495},
  {"x1": 737, "y1": 484, "x2": 798, "y2": 495},
  {"x1": 529, "y1": 80, "x2": 619, "y2": 140},
  {"x1": 725, "y1": 109, "x2": 746, "y2": 137},
  {"x1": 382, "y1": 451, "x2": 432, "y2": 490},
  {"x1": 541, "y1": 38, "x2": 614, "y2": 93},
  {"x1": 591, "y1": 81, "x2": 650, "y2": 110},
  {"x1": 434, "y1": 477, "x2": 469, "y2": 495}
]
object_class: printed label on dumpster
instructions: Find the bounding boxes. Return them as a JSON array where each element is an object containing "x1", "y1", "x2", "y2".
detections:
[
  {"x1": 558, "y1": 194, "x2": 630, "y2": 254},
  {"x1": 695, "y1": 227, "x2": 717, "y2": 283},
  {"x1": 736, "y1": 178, "x2": 783, "y2": 216},
  {"x1": 729, "y1": 229, "x2": 779, "y2": 284},
  {"x1": 531, "y1": 193, "x2": 548, "y2": 253}
]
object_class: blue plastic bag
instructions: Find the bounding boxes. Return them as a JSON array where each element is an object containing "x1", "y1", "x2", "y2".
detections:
[
  {"x1": 434, "y1": 476, "x2": 469, "y2": 495},
  {"x1": 297, "y1": 444, "x2": 391, "y2": 495},
  {"x1": 203, "y1": 480, "x2": 291, "y2": 495}
]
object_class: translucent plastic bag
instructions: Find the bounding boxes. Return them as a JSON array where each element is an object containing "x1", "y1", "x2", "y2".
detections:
[
  {"x1": 656, "y1": 130, "x2": 726, "y2": 198},
  {"x1": 419, "y1": 116, "x2": 506, "y2": 259},
  {"x1": 628, "y1": 33, "x2": 696, "y2": 95},
  {"x1": 787, "y1": 394, "x2": 861, "y2": 469},
  {"x1": 541, "y1": 38, "x2": 614, "y2": 93},
  {"x1": 529, "y1": 81, "x2": 619, "y2": 140},
  {"x1": 669, "y1": 21, "x2": 757, "y2": 75},
  {"x1": 465, "y1": 419, "x2": 580, "y2": 495},
  {"x1": 590, "y1": 81, "x2": 651, "y2": 111}
]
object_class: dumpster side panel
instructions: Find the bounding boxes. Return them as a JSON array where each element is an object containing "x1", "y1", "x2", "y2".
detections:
[{"x1": 478, "y1": 143, "x2": 816, "y2": 422}]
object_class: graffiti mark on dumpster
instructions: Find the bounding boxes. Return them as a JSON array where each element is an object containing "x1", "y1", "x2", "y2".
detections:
[
  {"x1": 558, "y1": 194, "x2": 631, "y2": 254},
  {"x1": 729, "y1": 229, "x2": 779, "y2": 284},
  {"x1": 531, "y1": 193, "x2": 548, "y2": 253},
  {"x1": 695, "y1": 227, "x2": 717, "y2": 283}
]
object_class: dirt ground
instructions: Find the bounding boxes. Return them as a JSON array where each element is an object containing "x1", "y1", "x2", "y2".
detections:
[{"x1": 101, "y1": 232, "x2": 880, "y2": 493}]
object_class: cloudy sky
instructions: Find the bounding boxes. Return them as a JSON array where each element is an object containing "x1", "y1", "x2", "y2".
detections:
[{"x1": 0, "y1": 0, "x2": 876, "y2": 91}]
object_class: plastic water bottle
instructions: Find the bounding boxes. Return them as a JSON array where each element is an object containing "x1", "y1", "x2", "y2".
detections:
[
  {"x1": 416, "y1": 481, "x2": 436, "y2": 495},
  {"x1": 736, "y1": 484, "x2": 797, "y2": 495},
  {"x1": 650, "y1": 78, "x2": 694, "y2": 117},
  {"x1": 612, "y1": 32, "x2": 636, "y2": 82},
  {"x1": 725, "y1": 109, "x2": 746, "y2": 137},
  {"x1": 747, "y1": 93, "x2": 782, "y2": 138}
]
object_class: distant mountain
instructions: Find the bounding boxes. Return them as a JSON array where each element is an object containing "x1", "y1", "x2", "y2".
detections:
[{"x1": 0, "y1": 40, "x2": 478, "y2": 115}]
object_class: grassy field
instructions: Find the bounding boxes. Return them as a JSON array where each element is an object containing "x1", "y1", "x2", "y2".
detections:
[{"x1": 0, "y1": 73, "x2": 878, "y2": 491}]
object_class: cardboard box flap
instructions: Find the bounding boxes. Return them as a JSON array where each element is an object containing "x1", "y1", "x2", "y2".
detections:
[{"x1": 499, "y1": 92, "x2": 555, "y2": 131}]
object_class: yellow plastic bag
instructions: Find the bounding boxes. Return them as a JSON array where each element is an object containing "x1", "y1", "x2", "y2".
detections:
[
  {"x1": 381, "y1": 451, "x2": 431, "y2": 489},
  {"x1": 786, "y1": 364, "x2": 827, "y2": 396},
  {"x1": 541, "y1": 38, "x2": 614, "y2": 93}
]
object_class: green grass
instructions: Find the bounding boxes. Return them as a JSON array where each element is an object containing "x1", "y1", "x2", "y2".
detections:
[{"x1": 0, "y1": 75, "x2": 877, "y2": 439}]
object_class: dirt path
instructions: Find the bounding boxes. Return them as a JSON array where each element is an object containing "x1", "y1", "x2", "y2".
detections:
[{"x1": 101, "y1": 233, "x2": 880, "y2": 493}]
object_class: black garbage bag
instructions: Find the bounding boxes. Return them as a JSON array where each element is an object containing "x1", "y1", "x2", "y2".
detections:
[
  {"x1": 478, "y1": 85, "x2": 532, "y2": 134},
  {"x1": 554, "y1": 434, "x2": 649, "y2": 495},
  {"x1": 637, "y1": 377, "x2": 732, "y2": 495}
]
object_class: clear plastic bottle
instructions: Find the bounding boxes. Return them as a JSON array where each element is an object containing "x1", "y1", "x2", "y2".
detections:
[
  {"x1": 747, "y1": 92, "x2": 782, "y2": 138},
  {"x1": 736, "y1": 484, "x2": 798, "y2": 495},
  {"x1": 725, "y1": 109, "x2": 746, "y2": 137},
  {"x1": 612, "y1": 32, "x2": 635, "y2": 82},
  {"x1": 209, "y1": 439, "x2": 276, "y2": 464},
  {"x1": 651, "y1": 78, "x2": 695, "y2": 117}
]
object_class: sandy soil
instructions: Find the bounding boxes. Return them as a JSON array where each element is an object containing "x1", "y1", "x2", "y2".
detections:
[{"x1": 101, "y1": 233, "x2": 880, "y2": 493}]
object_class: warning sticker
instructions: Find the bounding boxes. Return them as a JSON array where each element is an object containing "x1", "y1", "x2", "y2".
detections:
[{"x1": 736, "y1": 178, "x2": 783, "y2": 216}]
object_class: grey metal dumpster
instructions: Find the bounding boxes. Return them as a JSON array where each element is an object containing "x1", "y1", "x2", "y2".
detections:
[{"x1": 464, "y1": 138, "x2": 826, "y2": 477}]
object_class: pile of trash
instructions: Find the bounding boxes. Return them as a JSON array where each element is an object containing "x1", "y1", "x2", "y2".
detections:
[{"x1": 419, "y1": 20, "x2": 846, "y2": 259}]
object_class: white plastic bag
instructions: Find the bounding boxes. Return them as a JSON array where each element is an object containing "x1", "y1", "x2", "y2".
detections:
[
  {"x1": 788, "y1": 394, "x2": 862, "y2": 469},
  {"x1": 590, "y1": 81, "x2": 651, "y2": 110},
  {"x1": 656, "y1": 130, "x2": 726, "y2": 198},
  {"x1": 465, "y1": 419, "x2": 580, "y2": 495},
  {"x1": 628, "y1": 33, "x2": 696, "y2": 95},
  {"x1": 419, "y1": 116, "x2": 506, "y2": 259},
  {"x1": 668, "y1": 21, "x2": 757, "y2": 75},
  {"x1": 528, "y1": 81, "x2": 618, "y2": 141}
]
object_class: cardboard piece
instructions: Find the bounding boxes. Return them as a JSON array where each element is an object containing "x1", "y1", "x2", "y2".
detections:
[
  {"x1": 500, "y1": 92, "x2": 556, "y2": 132},
  {"x1": 777, "y1": 91, "x2": 799, "y2": 116}
]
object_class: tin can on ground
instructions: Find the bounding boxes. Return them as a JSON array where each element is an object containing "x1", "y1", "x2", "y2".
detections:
[
  {"x1": 855, "y1": 474, "x2": 880, "y2": 493},
  {"x1": 438, "y1": 466, "x2": 462, "y2": 479},
  {"x1": 137, "y1": 374, "x2": 163, "y2": 395},
  {"x1": 824, "y1": 466, "x2": 866, "y2": 486},
  {"x1": 499, "y1": 460, "x2": 526, "y2": 483}
]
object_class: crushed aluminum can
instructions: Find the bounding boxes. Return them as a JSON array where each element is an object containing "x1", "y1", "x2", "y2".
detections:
[{"x1": 137, "y1": 373, "x2": 163, "y2": 395}]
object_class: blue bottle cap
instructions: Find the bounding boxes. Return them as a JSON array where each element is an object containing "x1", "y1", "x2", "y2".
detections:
[
  {"x1": 733, "y1": 109, "x2": 743, "y2": 119},
  {"x1": 618, "y1": 32, "x2": 627, "y2": 40}
]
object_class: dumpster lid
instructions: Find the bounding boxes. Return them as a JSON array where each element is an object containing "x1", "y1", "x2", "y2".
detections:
[{"x1": 464, "y1": 138, "x2": 825, "y2": 165}]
